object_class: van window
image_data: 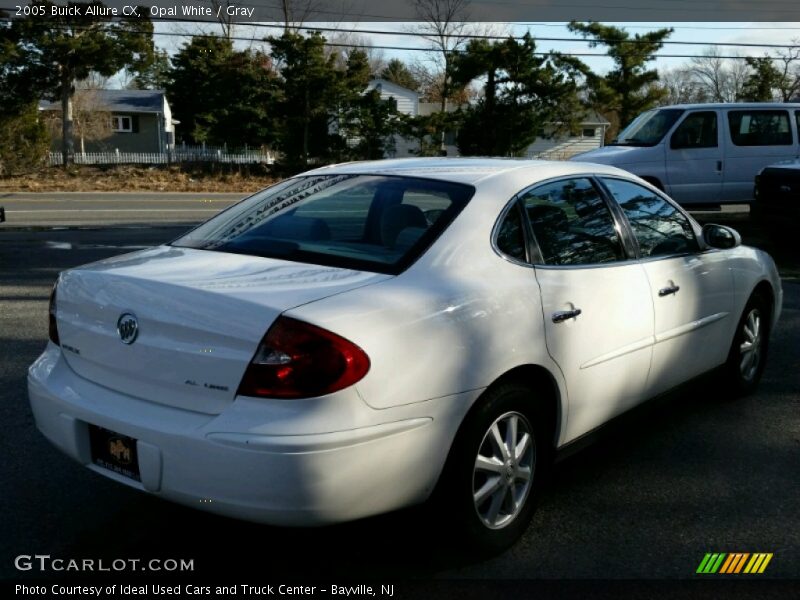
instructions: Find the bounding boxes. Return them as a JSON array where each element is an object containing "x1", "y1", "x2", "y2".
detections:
[
  {"x1": 670, "y1": 112, "x2": 718, "y2": 149},
  {"x1": 728, "y1": 110, "x2": 792, "y2": 146},
  {"x1": 796, "y1": 111, "x2": 800, "y2": 138}
]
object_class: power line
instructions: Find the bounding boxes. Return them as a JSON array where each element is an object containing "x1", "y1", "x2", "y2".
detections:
[{"x1": 2, "y1": 20, "x2": 794, "y2": 61}]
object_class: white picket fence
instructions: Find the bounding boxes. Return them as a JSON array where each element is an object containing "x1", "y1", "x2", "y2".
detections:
[{"x1": 48, "y1": 149, "x2": 275, "y2": 166}]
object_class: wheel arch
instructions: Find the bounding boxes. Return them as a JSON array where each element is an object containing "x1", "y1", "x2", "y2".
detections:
[
  {"x1": 495, "y1": 365, "x2": 562, "y2": 448},
  {"x1": 752, "y1": 279, "x2": 775, "y2": 317},
  {"x1": 431, "y1": 362, "x2": 564, "y2": 505},
  {"x1": 458, "y1": 364, "x2": 563, "y2": 451}
]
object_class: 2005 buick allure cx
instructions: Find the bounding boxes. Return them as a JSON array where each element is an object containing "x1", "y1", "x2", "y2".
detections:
[{"x1": 29, "y1": 158, "x2": 782, "y2": 549}]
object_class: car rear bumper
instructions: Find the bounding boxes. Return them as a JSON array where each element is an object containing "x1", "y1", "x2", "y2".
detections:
[{"x1": 28, "y1": 344, "x2": 471, "y2": 525}]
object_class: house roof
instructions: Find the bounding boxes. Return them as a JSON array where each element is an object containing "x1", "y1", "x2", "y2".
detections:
[
  {"x1": 416, "y1": 104, "x2": 610, "y2": 125},
  {"x1": 367, "y1": 78, "x2": 420, "y2": 99},
  {"x1": 582, "y1": 110, "x2": 610, "y2": 126},
  {"x1": 39, "y1": 89, "x2": 168, "y2": 113}
]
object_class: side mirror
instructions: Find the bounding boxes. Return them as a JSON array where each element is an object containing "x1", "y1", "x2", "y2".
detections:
[{"x1": 702, "y1": 223, "x2": 741, "y2": 249}]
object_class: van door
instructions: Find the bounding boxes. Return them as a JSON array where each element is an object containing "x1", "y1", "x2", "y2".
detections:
[
  {"x1": 722, "y1": 108, "x2": 795, "y2": 202},
  {"x1": 796, "y1": 110, "x2": 800, "y2": 158},
  {"x1": 665, "y1": 110, "x2": 722, "y2": 205}
]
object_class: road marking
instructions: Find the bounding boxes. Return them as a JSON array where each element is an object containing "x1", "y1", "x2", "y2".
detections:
[
  {"x1": 8, "y1": 209, "x2": 223, "y2": 213},
  {"x1": 44, "y1": 241, "x2": 150, "y2": 250}
]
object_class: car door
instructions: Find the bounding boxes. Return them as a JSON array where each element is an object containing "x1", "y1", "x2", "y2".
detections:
[
  {"x1": 519, "y1": 177, "x2": 655, "y2": 442},
  {"x1": 599, "y1": 177, "x2": 735, "y2": 397},
  {"x1": 665, "y1": 110, "x2": 722, "y2": 205},
  {"x1": 722, "y1": 108, "x2": 795, "y2": 202}
]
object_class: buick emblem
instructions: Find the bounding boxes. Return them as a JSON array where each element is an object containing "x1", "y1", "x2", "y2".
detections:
[{"x1": 117, "y1": 313, "x2": 139, "y2": 345}]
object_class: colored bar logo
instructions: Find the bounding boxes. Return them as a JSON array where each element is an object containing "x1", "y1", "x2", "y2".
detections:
[{"x1": 696, "y1": 553, "x2": 773, "y2": 574}]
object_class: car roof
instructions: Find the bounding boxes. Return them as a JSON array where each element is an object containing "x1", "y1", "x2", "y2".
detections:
[
  {"x1": 645, "y1": 102, "x2": 800, "y2": 110},
  {"x1": 303, "y1": 157, "x2": 629, "y2": 187}
]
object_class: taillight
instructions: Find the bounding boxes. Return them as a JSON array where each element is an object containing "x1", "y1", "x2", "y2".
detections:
[
  {"x1": 48, "y1": 283, "x2": 60, "y2": 346},
  {"x1": 237, "y1": 317, "x2": 370, "y2": 399}
]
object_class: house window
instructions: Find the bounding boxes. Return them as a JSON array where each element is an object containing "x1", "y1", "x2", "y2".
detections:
[
  {"x1": 582, "y1": 128, "x2": 596, "y2": 138},
  {"x1": 111, "y1": 116, "x2": 132, "y2": 133}
]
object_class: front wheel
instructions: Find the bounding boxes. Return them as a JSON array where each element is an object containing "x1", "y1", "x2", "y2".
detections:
[
  {"x1": 434, "y1": 382, "x2": 550, "y2": 553},
  {"x1": 722, "y1": 293, "x2": 771, "y2": 396}
]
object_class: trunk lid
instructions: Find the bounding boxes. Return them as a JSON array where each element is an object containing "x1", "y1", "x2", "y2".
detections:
[{"x1": 56, "y1": 246, "x2": 390, "y2": 414}]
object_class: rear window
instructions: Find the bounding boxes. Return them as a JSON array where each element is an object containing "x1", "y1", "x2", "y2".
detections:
[{"x1": 172, "y1": 175, "x2": 474, "y2": 275}]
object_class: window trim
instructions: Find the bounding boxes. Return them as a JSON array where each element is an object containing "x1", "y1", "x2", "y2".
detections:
[
  {"x1": 595, "y1": 175, "x2": 704, "y2": 262},
  {"x1": 503, "y1": 174, "x2": 638, "y2": 270},
  {"x1": 111, "y1": 115, "x2": 133, "y2": 133},
  {"x1": 490, "y1": 197, "x2": 536, "y2": 267}
]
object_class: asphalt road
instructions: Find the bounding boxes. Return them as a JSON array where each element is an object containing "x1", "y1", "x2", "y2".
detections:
[
  {"x1": 0, "y1": 192, "x2": 243, "y2": 227},
  {"x1": 1, "y1": 218, "x2": 799, "y2": 584}
]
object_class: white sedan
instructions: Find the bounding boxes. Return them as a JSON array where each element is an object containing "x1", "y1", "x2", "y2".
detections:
[{"x1": 28, "y1": 158, "x2": 782, "y2": 550}]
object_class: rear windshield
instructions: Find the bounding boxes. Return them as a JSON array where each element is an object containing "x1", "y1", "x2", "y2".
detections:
[{"x1": 172, "y1": 175, "x2": 475, "y2": 275}]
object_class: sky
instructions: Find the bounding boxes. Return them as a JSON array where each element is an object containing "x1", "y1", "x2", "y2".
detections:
[{"x1": 150, "y1": 20, "x2": 800, "y2": 76}]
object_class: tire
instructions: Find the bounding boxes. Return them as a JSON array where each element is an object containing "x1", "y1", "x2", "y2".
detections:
[
  {"x1": 434, "y1": 381, "x2": 551, "y2": 554},
  {"x1": 722, "y1": 292, "x2": 771, "y2": 397}
]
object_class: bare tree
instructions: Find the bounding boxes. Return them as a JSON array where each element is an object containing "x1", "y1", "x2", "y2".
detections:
[
  {"x1": 46, "y1": 81, "x2": 112, "y2": 154},
  {"x1": 324, "y1": 31, "x2": 386, "y2": 75},
  {"x1": 773, "y1": 40, "x2": 800, "y2": 101},
  {"x1": 279, "y1": 0, "x2": 325, "y2": 32},
  {"x1": 208, "y1": 0, "x2": 236, "y2": 40},
  {"x1": 658, "y1": 67, "x2": 709, "y2": 105},
  {"x1": 689, "y1": 48, "x2": 747, "y2": 102},
  {"x1": 411, "y1": 0, "x2": 472, "y2": 113}
]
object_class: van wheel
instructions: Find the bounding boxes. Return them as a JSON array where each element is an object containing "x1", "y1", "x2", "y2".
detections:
[
  {"x1": 722, "y1": 292, "x2": 771, "y2": 396},
  {"x1": 435, "y1": 381, "x2": 550, "y2": 553}
]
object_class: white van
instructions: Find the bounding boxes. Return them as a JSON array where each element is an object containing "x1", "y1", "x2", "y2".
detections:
[{"x1": 572, "y1": 103, "x2": 800, "y2": 205}]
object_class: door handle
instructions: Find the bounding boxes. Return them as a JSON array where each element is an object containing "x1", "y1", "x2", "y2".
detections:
[
  {"x1": 716, "y1": 160, "x2": 723, "y2": 172},
  {"x1": 552, "y1": 308, "x2": 582, "y2": 323},
  {"x1": 658, "y1": 285, "x2": 680, "y2": 297}
]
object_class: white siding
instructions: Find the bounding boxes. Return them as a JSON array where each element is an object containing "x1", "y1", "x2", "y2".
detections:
[
  {"x1": 525, "y1": 127, "x2": 605, "y2": 160},
  {"x1": 367, "y1": 79, "x2": 419, "y2": 117}
]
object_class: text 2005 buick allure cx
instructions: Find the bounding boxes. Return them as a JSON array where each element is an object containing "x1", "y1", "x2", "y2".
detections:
[{"x1": 29, "y1": 159, "x2": 782, "y2": 549}]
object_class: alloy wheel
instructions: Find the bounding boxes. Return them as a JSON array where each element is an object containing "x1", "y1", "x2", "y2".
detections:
[
  {"x1": 739, "y1": 308, "x2": 763, "y2": 383},
  {"x1": 472, "y1": 411, "x2": 535, "y2": 530}
]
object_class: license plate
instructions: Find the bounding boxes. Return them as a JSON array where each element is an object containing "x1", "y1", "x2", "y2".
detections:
[{"x1": 88, "y1": 425, "x2": 141, "y2": 482}]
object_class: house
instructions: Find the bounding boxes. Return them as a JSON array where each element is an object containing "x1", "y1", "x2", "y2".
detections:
[
  {"x1": 357, "y1": 79, "x2": 610, "y2": 160},
  {"x1": 39, "y1": 89, "x2": 178, "y2": 154},
  {"x1": 523, "y1": 110, "x2": 610, "y2": 159},
  {"x1": 418, "y1": 101, "x2": 461, "y2": 156},
  {"x1": 365, "y1": 79, "x2": 420, "y2": 158}
]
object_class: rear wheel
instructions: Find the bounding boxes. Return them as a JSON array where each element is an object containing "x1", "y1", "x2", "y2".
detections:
[
  {"x1": 722, "y1": 292, "x2": 771, "y2": 396},
  {"x1": 435, "y1": 381, "x2": 550, "y2": 553}
]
